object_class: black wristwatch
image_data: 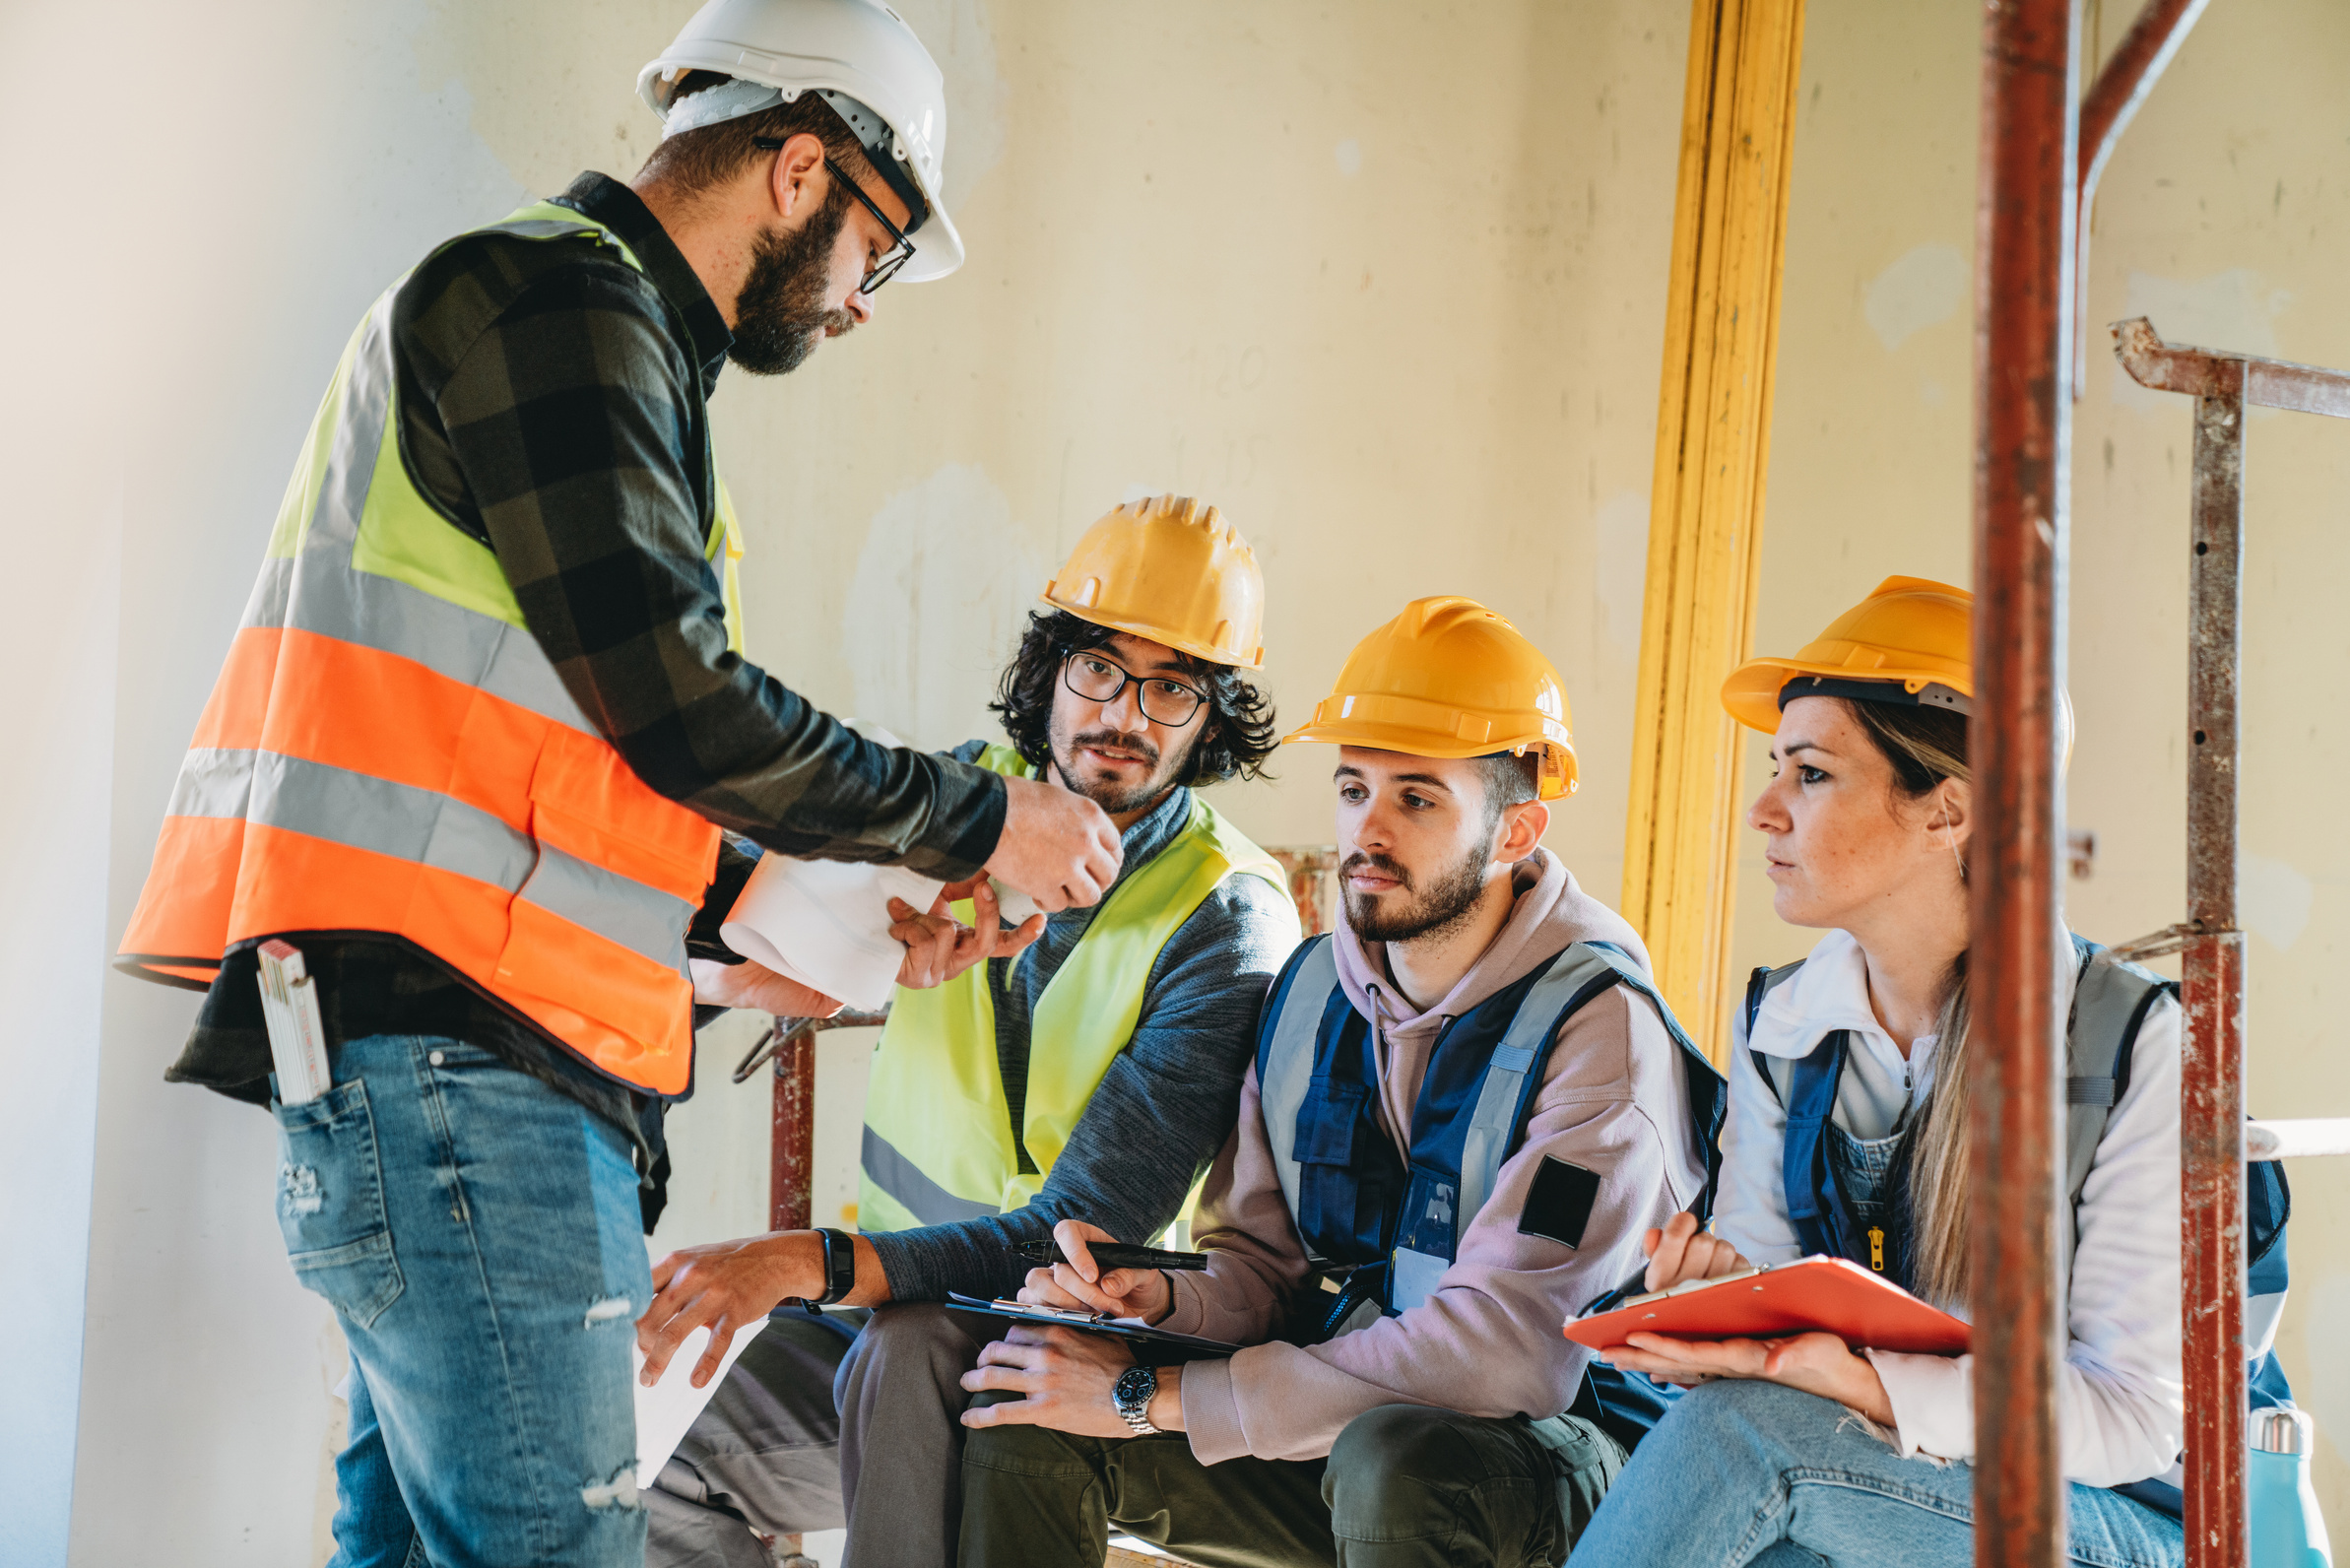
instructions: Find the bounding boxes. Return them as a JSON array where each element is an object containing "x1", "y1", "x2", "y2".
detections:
[
  {"x1": 813, "y1": 1226, "x2": 856, "y2": 1306},
  {"x1": 1111, "y1": 1363, "x2": 1160, "y2": 1435}
]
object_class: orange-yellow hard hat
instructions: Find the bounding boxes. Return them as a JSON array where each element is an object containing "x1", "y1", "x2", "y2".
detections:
[
  {"x1": 1722, "y1": 574, "x2": 2077, "y2": 765},
  {"x1": 1722, "y1": 575, "x2": 1975, "y2": 733},
  {"x1": 1282, "y1": 596, "x2": 1578, "y2": 798},
  {"x1": 1042, "y1": 495, "x2": 1265, "y2": 669}
]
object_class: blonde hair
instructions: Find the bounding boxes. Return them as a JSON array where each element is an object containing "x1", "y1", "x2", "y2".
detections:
[{"x1": 1841, "y1": 698, "x2": 1973, "y2": 1307}]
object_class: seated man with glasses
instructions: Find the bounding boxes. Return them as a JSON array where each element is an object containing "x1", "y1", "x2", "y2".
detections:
[{"x1": 637, "y1": 494, "x2": 1303, "y2": 1568}]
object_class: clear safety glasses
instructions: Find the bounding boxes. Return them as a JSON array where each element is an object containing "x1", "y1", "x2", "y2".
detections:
[
  {"x1": 751, "y1": 142, "x2": 919, "y2": 295},
  {"x1": 1063, "y1": 652, "x2": 1208, "y2": 728}
]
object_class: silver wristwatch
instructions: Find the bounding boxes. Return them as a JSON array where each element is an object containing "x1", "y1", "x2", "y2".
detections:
[{"x1": 1110, "y1": 1363, "x2": 1160, "y2": 1435}]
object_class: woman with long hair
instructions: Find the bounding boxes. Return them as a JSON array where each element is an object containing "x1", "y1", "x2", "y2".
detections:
[{"x1": 1570, "y1": 576, "x2": 2211, "y2": 1568}]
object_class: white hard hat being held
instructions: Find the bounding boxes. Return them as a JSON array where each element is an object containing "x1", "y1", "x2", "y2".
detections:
[{"x1": 639, "y1": 0, "x2": 965, "y2": 281}]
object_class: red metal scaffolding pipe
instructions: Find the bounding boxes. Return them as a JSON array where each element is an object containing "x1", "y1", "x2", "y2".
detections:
[
  {"x1": 1971, "y1": 0, "x2": 2077, "y2": 1562},
  {"x1": 2073, "y1": 0, "x2": 2210, "y2": 389}
]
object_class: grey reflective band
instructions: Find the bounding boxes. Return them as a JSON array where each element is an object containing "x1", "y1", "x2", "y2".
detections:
[
  {"x1": 1389, "y1": 1248, "x2": 1448, "y2": 1312},
  {"x1": 515, "y1": 843, "x2": 694, "y2": 976},
  {"x1": 860, "y1": 1126, "x2": 999, "y2": 1227},
  {"x1": 1259, "y1": 939, "x2": 1337, "y2": 1232},
  {"x1": 1450, "y1": 946, "x2": 1627, "y2": 1254},
  {"x1": 240, "y1": 296, "x2": 598, "y2": 737}
]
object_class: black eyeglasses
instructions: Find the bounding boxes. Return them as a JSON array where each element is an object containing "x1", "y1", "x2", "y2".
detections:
[
  {"x1": 1064, "y1": 652, "x2": 1208, "y2": 728},
  {"x1": 755, "y1": 139, "x2": 918, "y2": 295}
]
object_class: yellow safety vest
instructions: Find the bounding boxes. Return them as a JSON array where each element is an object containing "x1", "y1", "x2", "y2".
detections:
[
  {"x1": 117, "y1": 201, "x2": 746, "y2": 1095},
  {"x1": 859, "y1": 744, "x2": 1292, "y2": 1229}
]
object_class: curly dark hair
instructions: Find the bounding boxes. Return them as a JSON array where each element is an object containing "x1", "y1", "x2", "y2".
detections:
[{"x1": 990, "y1": 611, "x2": 1279, "y2": 787}]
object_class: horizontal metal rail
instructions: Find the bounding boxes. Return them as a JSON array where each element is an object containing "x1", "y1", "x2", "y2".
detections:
[{"x1": 2245, "y1": 1119, "x2": 2350, "y2": 1160}]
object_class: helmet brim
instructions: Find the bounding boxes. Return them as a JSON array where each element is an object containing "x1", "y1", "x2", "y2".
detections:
[{"x1": 1279, "y1": 720, "x2": 1576, "y2": 799}]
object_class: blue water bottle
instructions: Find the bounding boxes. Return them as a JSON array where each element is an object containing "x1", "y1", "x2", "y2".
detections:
[{"x1": 2249, "y1": 1407, "x2": 2332, "y2": 1568}]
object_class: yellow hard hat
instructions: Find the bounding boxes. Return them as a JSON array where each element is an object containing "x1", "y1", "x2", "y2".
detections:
[
  {"x1": 1723, "y1": 575, "x2": 1975, "y2": 733},
  {"x1": 1041, "y1": 495, "x2": 1265, "y2": 669},
  {"x1": 1282, "y1": 596, "x2": 1578, "y2": 799},
  {"x1": 1723, "y1": 574, "x2": 2077, "y2": 766}
]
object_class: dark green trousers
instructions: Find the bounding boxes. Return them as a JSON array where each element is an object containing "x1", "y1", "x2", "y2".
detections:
[{"x1": 958, "y1": 1402, "x2": 1626, "y2": 1568}]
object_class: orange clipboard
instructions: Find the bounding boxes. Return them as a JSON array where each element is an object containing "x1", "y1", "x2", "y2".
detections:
[{"x1": 1564, "y1": 1256, "x2": 1970, "y2": 1356}]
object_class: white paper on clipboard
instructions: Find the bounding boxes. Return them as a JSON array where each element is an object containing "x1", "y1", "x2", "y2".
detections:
[{"x1": 632, "y1": 1318, "x2": 768, "y2": 1486}]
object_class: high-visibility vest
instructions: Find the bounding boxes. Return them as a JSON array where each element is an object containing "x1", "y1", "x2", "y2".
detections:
[
  {"x1": 858, "y1": 744, "x2": 1294, "y2": 1230},
  {"x1": 1745, "y1": 935, "x2": 2294, "y2": 1517},
  {"x1": 115, "y1": 202, "x2": 748, "y2": 1098},
  {"x1": 1254, "y1": 933, "x2": 1724, "y2": 1450}
]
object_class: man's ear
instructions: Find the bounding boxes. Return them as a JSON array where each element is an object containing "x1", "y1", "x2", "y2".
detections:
[
  {"x1": 1496, "y1": 799, "x2": 1549, "y2": 864},
  {"x1": 768, "y1": 130, "x2": 829, "y2": 223}
]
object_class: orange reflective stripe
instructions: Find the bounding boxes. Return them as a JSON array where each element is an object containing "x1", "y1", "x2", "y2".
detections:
[
  {"x1": 119, "y1": 814, "x2": 248, "y2": 961},
  {"x1": 527, "y1": 724, "x2": 722, "y2": 900},
  {"x1": 191, "y1": 627, "x2": 718, "y2": 896},
  {"x1": 189, "y1": 628, "x2": 282, "y2": 752},
  {"x1": 495, "y1": 899, "x2": 692, "y2": 1095},
  {"x1": 229, "y1": 822, "x2": 515, "y2": 973},
  {"x1": 259, "y1": 629, "x2": 539, "y2": 830}
]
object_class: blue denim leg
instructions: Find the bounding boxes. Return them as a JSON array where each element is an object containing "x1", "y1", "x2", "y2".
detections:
[
  {"x1": 272, "y1": 1033, "x2": 652, "y2": 1568},
  {"x1": 1569, "y1": 1380, "x2": 2184, "y2": 1568}
]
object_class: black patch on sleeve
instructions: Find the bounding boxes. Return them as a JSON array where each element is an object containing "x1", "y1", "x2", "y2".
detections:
[{"x1": 1517, "y1": 1155, "x2": 1602, "y2": 1249}]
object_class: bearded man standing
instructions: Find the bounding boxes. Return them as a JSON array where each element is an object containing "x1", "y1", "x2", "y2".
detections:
[
  {"x1": 954, "y1": 598, "x2": 1727, "y2": 1568},
  {"x1": 634, "y1": 495, "x2": 1302, "y2": 1568},
  {"x1": 111, "y1": 5, "x2": 1119, "y2": 1565}
]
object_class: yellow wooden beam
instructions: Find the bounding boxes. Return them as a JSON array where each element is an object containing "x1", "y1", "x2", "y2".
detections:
[{"x1": 1623, "y1": 0, "x2": 1805, "y2": 1063}]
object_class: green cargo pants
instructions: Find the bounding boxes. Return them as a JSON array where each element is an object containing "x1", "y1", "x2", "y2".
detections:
[{"x1": 957, "y1": 1402, "x2": 1626, "y2": 1568}]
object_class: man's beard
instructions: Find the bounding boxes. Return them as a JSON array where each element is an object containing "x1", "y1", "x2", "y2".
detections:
[
  {"x1": 1050, "y1": 727, "x2": 1177, "y2": 817},
  {"x1": 1343, "y1": 843, "x2": 1491, "y2": 944},
  {"x1": 727, "y1": 186, "x2": 856, "y2": 376}
]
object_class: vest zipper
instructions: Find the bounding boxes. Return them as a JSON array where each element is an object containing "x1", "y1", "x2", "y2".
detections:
[{"x1": 1868, "y1": 1226, "x2": 1886, "y2": 1272}]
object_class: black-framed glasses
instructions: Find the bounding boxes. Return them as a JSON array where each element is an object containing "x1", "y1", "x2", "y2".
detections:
[
  {"x1": 1064, "y1": 651, "x2": 1208, "y2": 727},
  {"x1": 754, "y1": 138, "x2": 918, "y2": 295}
]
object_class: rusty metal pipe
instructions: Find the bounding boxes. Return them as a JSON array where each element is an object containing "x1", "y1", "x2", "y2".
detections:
[
  {"x1": 770, "y1": 1023, "x2": 816, "y2": 1232},
  {"x1": 2114, "y1": 316, "x2": 2350, "y2": 417},
  {"x1": 2180, "y1": 368, "x2": 2249, "y2": 1568},
  {"x1": 1971, "y1": 0, "x2": 2077, "y2": 1561},
  {"x1": 2072, "y1": 0, "x2": 2209, "y2": 391}
]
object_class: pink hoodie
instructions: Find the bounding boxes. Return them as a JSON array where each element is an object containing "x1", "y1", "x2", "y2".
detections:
[{"x1": 1162, "y1": 849, "x2": 1709, "y2": 1464}]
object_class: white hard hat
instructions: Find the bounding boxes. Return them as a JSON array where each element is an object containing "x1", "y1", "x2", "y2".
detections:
[{"x1": 638, "y1": 0, "x2": 964, "y2": 282}]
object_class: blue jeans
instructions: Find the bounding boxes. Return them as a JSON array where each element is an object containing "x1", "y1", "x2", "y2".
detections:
[
  {"x1": 1570, "y1": 1380, "x2": 2184, "y2": 1568},
  {"x1": 271, "y1": 1033, "x2": 653, "y2": 1568}
]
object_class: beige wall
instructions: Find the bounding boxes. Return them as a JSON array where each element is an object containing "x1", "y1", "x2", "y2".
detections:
[
  {"x1": 11, "y1": 0, "x2": 2341, "y2": 1561},
  {"x1": 1749, "y1": 0, "x2": 2350, "y2": 1525}
]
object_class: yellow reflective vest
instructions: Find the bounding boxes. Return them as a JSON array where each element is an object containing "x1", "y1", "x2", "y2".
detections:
[
  {"x1": 117, "y1": 201, "x2": 745, "y2": 1096},
  {"x1": 859, "y1": 745, "x2": 1289, "y2": 1230}
]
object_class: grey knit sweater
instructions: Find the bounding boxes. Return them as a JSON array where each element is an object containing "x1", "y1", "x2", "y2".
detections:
[{"x1": 862, "y1": 743, "x2": 1299, "y2": 1302}]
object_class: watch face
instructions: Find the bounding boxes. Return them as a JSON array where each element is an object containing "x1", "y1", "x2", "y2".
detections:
[{"x1": 1112, "y1": 1364, "x2": 1156, "y2": 1410}]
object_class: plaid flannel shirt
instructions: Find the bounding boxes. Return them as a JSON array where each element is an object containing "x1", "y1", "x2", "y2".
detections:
[{"x1": 168, "y1": 174, "x2": 1002, "y2": 1186}]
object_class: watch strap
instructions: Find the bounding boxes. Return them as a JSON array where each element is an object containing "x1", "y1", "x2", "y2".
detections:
[
  {"x1": 815, "y1": 1227, "x2": 857, "y2": 1305},
  {"x1": 1112, "y1": 1363, "x2": 1159, "y2": 1435}
]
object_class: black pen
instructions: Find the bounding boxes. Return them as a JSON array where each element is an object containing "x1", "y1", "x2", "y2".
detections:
[{"x1": 1012, "y1": 1239, "x2": 1211, "y2": 1273}]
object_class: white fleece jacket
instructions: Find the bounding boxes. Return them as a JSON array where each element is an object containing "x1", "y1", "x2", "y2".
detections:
[{"x1": 1713, "y1": 927, "x2": 2186, "y2": 1487}]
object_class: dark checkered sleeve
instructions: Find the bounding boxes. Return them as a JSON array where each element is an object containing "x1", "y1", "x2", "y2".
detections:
[{"x1": 432, "y1": 265, "x2": 1004, "y2": 878}]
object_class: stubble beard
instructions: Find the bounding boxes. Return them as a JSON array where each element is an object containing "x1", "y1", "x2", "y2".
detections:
[{"x1": 1343, "y1": 841, "x2": 1492, "y2": 945}]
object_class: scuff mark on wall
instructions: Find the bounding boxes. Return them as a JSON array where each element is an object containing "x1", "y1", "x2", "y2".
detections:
[
  {"x1": 1595, "y1": 490, "x2": 1650, "y2": 659},
  {"x1": 1862, "y1": 242, "x2": 1967, "y2": 352},
  {"x1": 844, "y1": 464, "x2": 1043, "y2": 751},
  {"x1": 2239, "y1": 852, "x2": 2314, "y2": 951}
]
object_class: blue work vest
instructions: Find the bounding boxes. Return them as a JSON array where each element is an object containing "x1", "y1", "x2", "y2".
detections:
[
  {"x1": 1747, "y1": 935, "x2": 2294, "y2": 1518},
  {"x1": 1255, "y1": 934, "x2": 1726, "y2": 1451}
]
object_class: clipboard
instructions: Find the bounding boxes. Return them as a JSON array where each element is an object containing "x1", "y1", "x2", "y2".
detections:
[
  {"x1": 946, "y1": 1293, "x2": 1242, "y2": 1356},
  {"x1": 1563, "y1": 1256, "x2": 1970, "y2": 1357}
]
